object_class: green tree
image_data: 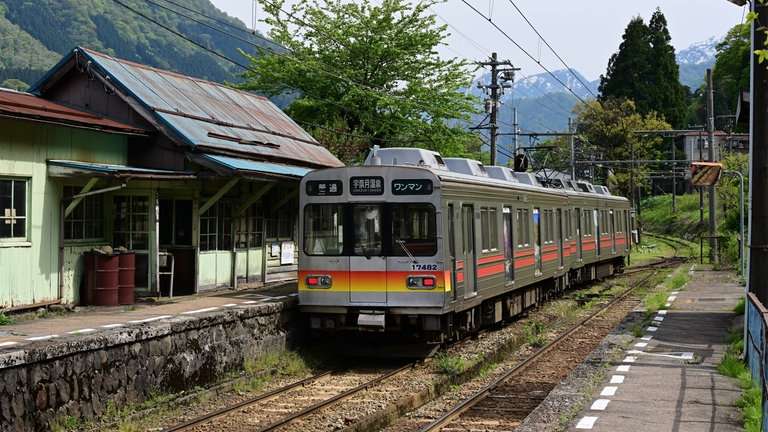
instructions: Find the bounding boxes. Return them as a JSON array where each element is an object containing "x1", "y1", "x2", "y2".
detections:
[
  {"x1": 599, "y1": 10, "x2": 687, "y2": 128},
  {"x1": 236, "y1": 0, "x2": 482, "y2": 162},
  {"x1": 647, "y1": 9, "x2": 686, "y2": 128},
  {"x1": 566, "y1": 98, "x2": 670, "y2": 199}
]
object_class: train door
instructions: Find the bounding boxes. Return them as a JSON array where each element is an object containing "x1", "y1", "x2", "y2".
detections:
[
  {"x1": 461, "y1": 204, "x2": 477, "y2": 298},
  {"x1": 350, "y1": 204, "x2": 386, "y2": 303},
  {"x1": 610, "y1": 210, "x2": 616, "y2": 253},
  {"x1": 503, "y1": 207, "x2": 514, "y2": 284},
  {"x1": 557, "y1": 208, "x2": 564, "y2": 268},
  {"x1": 533, "y1": 208, "x2": 542, "y2": 276},
  {"x1": 575, "y1": 208, "x2": 583, "y2": 261},
  {"x1": 594, "y1": 209, "x2": 600, "y2": 257},
  {"x1": 448, "y1": 204, "x2": 458, "y2": 302}
]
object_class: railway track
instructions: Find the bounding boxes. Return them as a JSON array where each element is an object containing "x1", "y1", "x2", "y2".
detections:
[{"x1": 163, "y1": 363, "x2": 417, "y2": 432}]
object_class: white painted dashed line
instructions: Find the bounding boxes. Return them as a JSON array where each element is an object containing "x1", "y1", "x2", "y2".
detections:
[
  {"x1": 241, "y1": 300, "x2": 259, "y2": 304},
  {"x1": 627, "y1": 349, "x2": 643, "y2": 355},
  {"x1": 26, "y1": 335, "x2": 59, "y2": 341},
  {"x1": 591, "y1": 399, "x2": 611, "y2": 410},
  {"x1": 616, "y1": 365, "x2": 631, "y2": 372},
  {"x1": 101, "y1": 324, "x2": 124, "y2": 328},
  {"x1": 576, "y1": 416, "x2": 598, "y2": 429},
  {"x1": 129, "y1": 315, "x2": 173, "y2": 323},
  {"x1": 601, "y1": 386, "x2": 618, "y2": 396},
  {"x1": 641, "y1": 335, "x2": 653, "y2": 340},
  {"x1": 68, "y1": 328, "x2": 97, "y2": 334},
  {"x1": 667, "y1": 295, "x2": 677, "y2": 302},
  {"x1": 671, "y1": 291, "x2": 679, "y2": 295},
  {"x1": 653, "y1": 316, "x2": 665, "y2": 322},
  {"x1": 635, "y1": 342, "x2": 648, "y2": 348},
  {"x1": 623, "y1": 356, "x2": 637, "y2": 363},
  {"x1": 658, "y1": 310, "x2": 667, "y2": 315},
  {"x1": 0, "y1": 341, "x2": 19, "y2": 347},
  {"x1": 681, "y1": 352, "x2": 694, "y2": 360},
  {"x1": 610, "y1": 375, "x2": 625, "y2": 384},
  {"x1": 665, "y1": 303, "x2": 672, "y2": 307},
  {"x1": 223, "y1": 303, "x2": 238, "y2": 307},
  {"x1": 646, "y1": 326, "x2": 658, "y2": 332},
  {"x1": 182, "y1": 307, "x2": 219, "y2": 315}
]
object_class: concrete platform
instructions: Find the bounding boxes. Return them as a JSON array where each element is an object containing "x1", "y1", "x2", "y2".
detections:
[
  {"x1": 0, "y1": 282, "x2": 297, "y2": 352},
  {"x1": 569, "y1": 265, "x2": 745, "y2": 431}
]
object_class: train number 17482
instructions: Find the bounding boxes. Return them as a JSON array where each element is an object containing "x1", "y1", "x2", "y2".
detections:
[{"x1": 411, "y1": 263, "x2": 438, "y2": 271}]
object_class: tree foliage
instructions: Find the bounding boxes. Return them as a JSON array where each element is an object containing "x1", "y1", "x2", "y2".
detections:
[
  {"x1": 236, "y1": 0, "x2": 482, "y2": 162},
  {"x1": 599, "y1": 9, "x2": 687, "y2": 128},
  {"x1": 549, "y1": 98, "x2": 670, "y2": 199}
]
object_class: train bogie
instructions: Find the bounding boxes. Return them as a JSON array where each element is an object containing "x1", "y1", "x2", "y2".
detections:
[{"x1": 298, "y1": 147, "x2": 631, "y2": 355}]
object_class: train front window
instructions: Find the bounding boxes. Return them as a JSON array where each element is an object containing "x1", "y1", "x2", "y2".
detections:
[
  {"x1": 391, "y1": 203, "x2": 437, "y2": 256},
  {"x1": 304, "y1": 204, "x2": 344, "y2": 255},
  {"x1": 354, "y1": 205, "x2": 383, "y2": 256}
]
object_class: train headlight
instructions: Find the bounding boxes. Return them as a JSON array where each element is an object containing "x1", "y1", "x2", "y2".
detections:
[
  {"x1": 305, "y1": 274, "x2": 332, "y2": 288},
  {"x1": 406, "y1": 275, "x2": 437, "y2": 289}
]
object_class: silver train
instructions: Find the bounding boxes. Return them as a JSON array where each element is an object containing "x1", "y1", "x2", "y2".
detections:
[{"x1": 298, "y1": 147, "x2": 632, "y2": 354}]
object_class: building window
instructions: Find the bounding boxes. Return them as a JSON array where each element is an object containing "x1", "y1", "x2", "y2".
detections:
[
  {"x1": 200, "y1": 202, "x2": 232, "y2": 251},
  {"x1": 64, "y1": 186, "x2": 105, "y2": 241},
  {"x1": 113, "y1": 195, "x2": 150, "y2": 250},
  {"x1": 0, "y1": 178, "x2": 28, "y2": 240},
  {"x1": 235, "y1": 204, "x2": 263, "y2": 249}
]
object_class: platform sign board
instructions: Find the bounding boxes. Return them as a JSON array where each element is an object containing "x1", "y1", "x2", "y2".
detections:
[{"x1": 691, "y1": 162, "x2": 723, "y2": 186}]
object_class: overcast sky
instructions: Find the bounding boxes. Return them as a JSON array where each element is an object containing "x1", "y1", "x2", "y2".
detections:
[{"x1": 209, "y1": 0, "x2": 748, "y2": 81}]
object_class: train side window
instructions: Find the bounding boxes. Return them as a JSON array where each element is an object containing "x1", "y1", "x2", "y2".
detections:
[
  {"x1": 303, "y1": 204, "x2": 344, "y2": 256},
  {"x1": 480, "y1": 207, "x2": 498, "y2": 252},
  {"x1": 391, "y1": 203, "x2": 437, "y2": 256},
  {"x1": 516, "y1": 208, "x2": 530, "y2": 247}
]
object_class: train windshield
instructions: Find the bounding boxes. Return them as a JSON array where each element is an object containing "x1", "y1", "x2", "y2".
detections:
[{"x1": 303, "y1": 203, "x2": 437, "y2": 257}]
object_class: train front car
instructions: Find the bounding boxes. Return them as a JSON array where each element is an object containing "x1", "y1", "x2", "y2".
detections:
[{"x1": 299, "y1": 149, "x2": 448, "y2": 356}]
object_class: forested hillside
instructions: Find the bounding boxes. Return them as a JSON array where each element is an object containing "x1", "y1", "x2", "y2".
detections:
[{"x1": 0, "y1": 0, "x2": 269, "y2": 91}]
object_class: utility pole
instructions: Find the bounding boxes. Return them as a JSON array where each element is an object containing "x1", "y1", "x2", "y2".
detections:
[
  {"x1": 569, "y1": 118, "x2": 575, "y2": 179},
  {"x1": 707, "y1": 69, "x2": 718, "y2": 264},
  {"x1": 477, "y1": 53, "x2": 518, "y2": 166}
]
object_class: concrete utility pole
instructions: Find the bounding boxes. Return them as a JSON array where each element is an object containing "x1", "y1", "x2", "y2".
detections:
[
  {"x1": 707, "y1": 69, "x2": 718, "y2": 264},
  {"x1": 477, "y1": 53, "x2": 518, "y2": 166}
]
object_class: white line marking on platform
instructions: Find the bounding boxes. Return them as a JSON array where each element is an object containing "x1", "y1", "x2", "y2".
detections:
[
  {"x1": 182, "y1": 307, "x2": 219, "y2": 314},
  {"x1": 665, "y1": 303, "x2": 672, "y2": 307},
  {"x1": 610, "y1": 375, "x2": 625, "y2": 384},
  {"x1": 623, "y1": 356, "x2": 637, "y2": 363},
  {"x1": 658, "y1": 310, "x2": 667, "y2": 315},
  {"x1": 68, "y1": 328, "x2": 96, "y2": 334},
  {"x1": 627, "y1": 350, "x2": 643, "y2": 354},
  {"x1": 576, "y1": 416, "x2": 598, "y2": 429},
  {"x1": 591, "y1": 399, "x2": 610, "y2": 410},
  {"x1": 27, "y1": 335, "x2": 58, "y2": 341},
  {"x1": 635, "y1": 342, "x2": 648, "y2": 348},
  {"x1": 617, "y1": 365, "x2": 631, "y2": 372},
  {"x1": 641, "y1": 335, "x2": 653, "y2": 340},
  {"x1": 0, "y1": 341, "x2": 19, "y2": 347},
  {"x1": 223, "y1": 304, "x2": 238, "y2": 307},
  {"x1": 241, "y1": 300, "x2": 259, "y2": 304},
  {"x1": 654, "y1": 316, "x2": 664, "y2": 322},
  {"x1": 129, "y1": 315, "x2": 172, "y2": 323},
  {"x1": 667, "y1": 295, "x2": 677, "y2": 302},
  {"x1": 601, "y1": 386, "x2": 618, "y2": 396},
  {"x1": 101, "y1": 324, "x2": 124, "y2": 328},
  {"x1": 646, "y1": 326, "x2": 658, "y2": 332},
  {"x1": 671, "y1": 291, "x2": 679, "y2": 295}
]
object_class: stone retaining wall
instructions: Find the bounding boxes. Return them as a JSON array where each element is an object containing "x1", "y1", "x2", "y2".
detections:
[{"x1": 0, "y1": 298, "x2": 299, "y2": 431}]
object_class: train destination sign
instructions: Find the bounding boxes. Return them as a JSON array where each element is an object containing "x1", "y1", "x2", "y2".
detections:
[
  {"x1": 350, "y1": 176, "x2": 384, "y2": 195},
  {"x1": 392, "y1": 179, "x2": 433, "y2": 195},
  {"x1": 305, "y1": 180, "x2": 343, "y2": 196}
]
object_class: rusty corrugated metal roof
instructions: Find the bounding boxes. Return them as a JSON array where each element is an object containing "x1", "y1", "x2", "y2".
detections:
[
  {"x1": 0, "y1": 87, "x2": 147, "y2": 135},
  {"x1": 74, "y1": 47, "x2": 342, "y2": 169}
]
